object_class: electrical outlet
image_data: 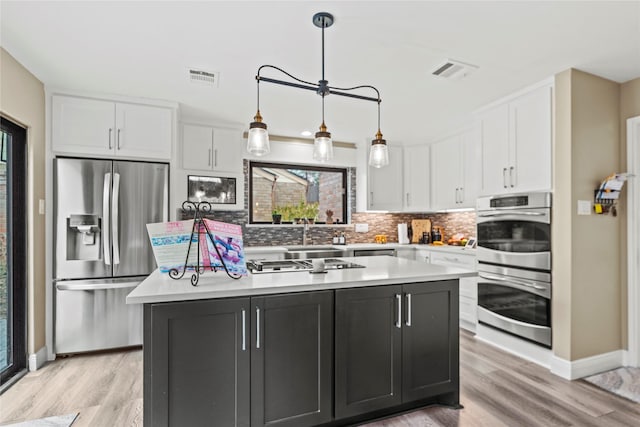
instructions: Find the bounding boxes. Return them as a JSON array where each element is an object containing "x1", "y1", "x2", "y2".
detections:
[{"x1": 355, "y1": 223, "x2": 369, "y2": 233}]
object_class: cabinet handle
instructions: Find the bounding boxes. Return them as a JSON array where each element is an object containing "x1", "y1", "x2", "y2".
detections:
[
  {"x1": 256, "y1": 306, "x2": 261, "y2": 349},
  {"x1": 370, "y1": 191, "x2": 374, "y2": 206},
  {"x1": 509, "y1": 166, "x2": 515, "y2": 188},
  {"x1": 395, "y1": 294, "x2": 402, "y2": 329},
  {"x1": 503, "y1": 168, "x2": 508, "y2": 188},
  {"x1": 406, "y1": 193, "x2": 410, "y2": 206},
  {"x1": 208, "y1": 148, "x2": 211, "y2": 166},
  {"x1": 108, "y1": 128, "x2": 113, "y2": 149},
  {"x1": 241, "y1": 309, "x2": 246, "y2": 351},
  {"x1": 406, "y1": 293, "x2": 412, "y2": 326},
  {"x1": 117, "y1": 129, "x2": 121, "y2": 150},
  {"x1": 214, "y1": 149, "x2": 218, "y2": 167}
]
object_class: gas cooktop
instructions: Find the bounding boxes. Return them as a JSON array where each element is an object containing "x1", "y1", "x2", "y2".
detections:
[{"x1": 247, "y1": 258, "x2": 365, "y2": 274}]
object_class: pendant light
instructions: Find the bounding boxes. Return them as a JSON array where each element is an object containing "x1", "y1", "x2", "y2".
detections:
[
  {"x1": 247, "y1": 81, "x2": 270, "y2": 156},
  {"x1": 368, "y1": 100, "x2": 389, "y2": 168},
  {"x1": 313, "y1": 95, "x2": 333, "y2": 162},
  {"x1": 248, "y1": 12, "x2": 388, "y2": 166}
]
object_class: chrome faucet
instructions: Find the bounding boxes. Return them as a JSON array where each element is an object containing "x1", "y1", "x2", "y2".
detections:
[{"x1": 302, "y1": 218, "x2": 309, "y2": 246}]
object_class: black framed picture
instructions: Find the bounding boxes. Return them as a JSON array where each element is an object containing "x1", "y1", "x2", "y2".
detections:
[{"x1": 187, "y1": 175, "x2": 237, "y2": 204}]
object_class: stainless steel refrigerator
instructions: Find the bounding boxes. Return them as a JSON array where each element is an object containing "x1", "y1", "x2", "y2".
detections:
[{"x1": 53, "y1": 157, "x2": 169, "y2": 354}]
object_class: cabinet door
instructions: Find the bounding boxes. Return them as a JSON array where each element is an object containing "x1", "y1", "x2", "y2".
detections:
[
  {"x1": 510, "y1": 85, "x2": 552, "y2": 192},
  {"x1": 183, "y1": 124, "x2": 214, "y2": 170},
  {"x1": 115, "y1": 103, "x2": 172, "y2": 160},
  {"x1": 402, "y1": 281, "x2": 459, "y2": 403},
  {"x1": 213, "y1": 128, "x2": 243, "y2": 174},
  {"x1": 479, "y1": 103, "x2": 510, "y2": 196},
  {"x1": 431, "y1": 136, "x2": 460, "y2": 210},
  {"x1": 144, "y1": 298, "x2": 250, "y2": 427},
  {"x1": 459, "y1": 126, "x2": 481, "y2": 208},
  {"x1": 335, "y1": 285, "x2": 402, "y2": 418},
  {"x1": 368, "y1": 145, "x2": 403, "y2": 211},
  {"x1": 403, "y1": 145, "x2": 430, "y2": 211},
  {"x1": 251, "y1": 291, "x2": 333, "y2": 427},
  {"x1": 52, "y1": 95, "x2": 115, "y2": 156}
]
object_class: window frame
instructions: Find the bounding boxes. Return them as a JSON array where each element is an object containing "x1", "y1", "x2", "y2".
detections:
[{"x1": 249, "y1": 161, "x2": 348, "y2": 225}]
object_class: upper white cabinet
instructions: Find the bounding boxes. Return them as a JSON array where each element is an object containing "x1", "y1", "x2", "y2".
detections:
[
  {"x1": 431, "y1": 127, "x2": 480, "y2": 210},
  {"x1": 478, "y1": 83, "x2": 552, "y2": 196},
  {"x1": 182, "y1": 124, "x2": 243, "y2": 174},
  {"x1": 52, "y1": 95, "x2": 172, "y2": 160},
  {"x1": 403, "y1": 145, "x2": 430, "y2": 211},
  {"x1": 368, "y1": 145, "x2": 403, "y2": 211}
]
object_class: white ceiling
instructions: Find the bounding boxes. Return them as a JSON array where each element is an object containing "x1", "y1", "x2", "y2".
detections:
[{"x1": 2, "y1": 1, "x2": 640, "y2": 146}]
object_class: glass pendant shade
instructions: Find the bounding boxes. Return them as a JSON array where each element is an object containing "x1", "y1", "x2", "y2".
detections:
[
  {"x1": 247, "y1": 111, "x2": 270, "y2": 156},
  {"x1": 369, "y1": 131, "x2": 389, "y2": 168},
  {"x1": 313, "y1": 121, "x2": 333, "y2": 162}
]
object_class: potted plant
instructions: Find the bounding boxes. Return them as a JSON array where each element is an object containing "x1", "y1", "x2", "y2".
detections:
[
  {"x1": 271, "y1": 208, "x2": 282, "y2": 224},
  {"x1": 305, "y1": 202, "x2": 319, "y2": 224},
  {"x1": 325, "y1": 209, "x2": 334, "y2": 224}
]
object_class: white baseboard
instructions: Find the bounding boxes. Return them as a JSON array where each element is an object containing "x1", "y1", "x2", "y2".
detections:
[
  {"x1": 476, "y1": 323, "x2": 552, "y2": 368},
  {"x1": 28, "y1": 346, "x2": 48, "y2": 371},
  {"x1": 550, "y1": 350, "x2": 624, "y2": 380}
]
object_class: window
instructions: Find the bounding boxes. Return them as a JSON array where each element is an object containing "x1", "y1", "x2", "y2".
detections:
[{"x1": 249, "y1": 161, "x2": 347, "y2": 224}]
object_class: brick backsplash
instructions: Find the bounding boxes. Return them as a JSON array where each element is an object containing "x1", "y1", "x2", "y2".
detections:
[{"x1": 177, "y1": 160, "x2": 477, "y2": 246}]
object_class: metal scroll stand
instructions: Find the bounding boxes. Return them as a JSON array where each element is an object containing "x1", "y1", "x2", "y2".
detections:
[{"x1": 169, "y1": 201, "x2": 242, "y2": 286}]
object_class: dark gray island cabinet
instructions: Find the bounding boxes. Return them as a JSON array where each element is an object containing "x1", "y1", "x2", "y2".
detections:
[{"x1": 142, "y1": 280, "x2": 460, "y2": 427}]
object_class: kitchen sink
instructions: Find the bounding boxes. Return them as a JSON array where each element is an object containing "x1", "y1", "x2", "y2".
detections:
[{"x1": 284, "y1": 246, "x2": 348, "y2": 260}]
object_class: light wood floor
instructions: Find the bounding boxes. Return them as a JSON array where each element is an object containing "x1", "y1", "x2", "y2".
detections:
[{"x1": 1, "y1": 330, "x2": 639, "y2": 426}]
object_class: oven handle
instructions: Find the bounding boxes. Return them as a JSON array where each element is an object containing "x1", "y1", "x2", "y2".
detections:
[
  {"x1": 477, "y1": 306, "x2": 551, "y2": 332},
  {"x1": 478, "y1": 272, "x2": 550, "y2": 298},
  {"x1": 478, "y1": 211, "x2": 545, "y2": 217}
]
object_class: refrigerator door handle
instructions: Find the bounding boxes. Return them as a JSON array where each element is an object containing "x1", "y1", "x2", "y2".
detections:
[
  {"x1": 112, "y1": 172, "x2": 121, "y2": 265},
  {"x1": 103, "y1": 173, "x2": 112, "y2": 265}
]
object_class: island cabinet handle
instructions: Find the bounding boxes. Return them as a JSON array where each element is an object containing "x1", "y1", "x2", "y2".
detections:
[
  {"x1": 405, "y1": 293, "x2": 412, "y2": 326},
  {"x1": 395, "y1": 294, "x2": 402, "y2": 329},
  {"x1": 256, "y1": 306, "x2": 261, "y2": 349},
  {"x1": 241, "y1": 309, "x2": 246, "y2": 351}
]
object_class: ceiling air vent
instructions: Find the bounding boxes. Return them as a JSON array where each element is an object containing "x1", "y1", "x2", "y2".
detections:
[
  {"x1": 188, "y1": 68, "x2": 219, "y2": 87},
  {"x1": 431, "y1": 59, "x2": 478, "y2": 80}
]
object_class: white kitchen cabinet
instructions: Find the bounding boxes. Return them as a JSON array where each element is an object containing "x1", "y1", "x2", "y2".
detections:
[
  {"x1": 52, "y1": 95, "x2": 172, "y2": 160},
  {"x1": 368, "y1": 145, "x2": 403, "y2": 211},
  {"x1": 182, "y1": 124, "x2": 243, "y2": 174},
  {"x1": 430, "y1": 127, "x2": 480, "y2": 210},
  {"x1": 431, "y1": 136, "x2": 460, "y2": 210},
  {"x1": 403, "y1": 145, "x2": 430, "y2": 211},
  {"x1": 416, "y1": 248, "x2": 477, "y2": 332},
  {"x1": 395, "y1": 246, "x2": 415, "y2": 260},
  {"x1": 479, "y1": 83, "x2": 552, "y2": 196}
]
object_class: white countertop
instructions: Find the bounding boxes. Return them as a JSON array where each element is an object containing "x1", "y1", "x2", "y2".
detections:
[
  {"x1": 245, "y1": 243, "x2": 476, "y2": 255},
  {"x1": 126, "y1": 256, "x2": 476, "y2": 305}
]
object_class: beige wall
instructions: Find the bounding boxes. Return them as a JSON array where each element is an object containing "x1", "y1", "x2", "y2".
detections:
[
  {"x1": 0, "y1": 48, "x2": 46, "y2": 356},
  {"x1": 619, "y1": 77, "x2": 640, "y2": 349},
  {"x1": 553, "y1": 69, "x2": 622, "y2": 360}
]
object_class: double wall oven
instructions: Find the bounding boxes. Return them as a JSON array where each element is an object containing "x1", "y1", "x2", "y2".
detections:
[{"x1": 476, "y1": 192, "x2": 552, "y2": 347}]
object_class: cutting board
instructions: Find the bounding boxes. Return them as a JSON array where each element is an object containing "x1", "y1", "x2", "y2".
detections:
[{"x1": 411, "y1": 219, "x2": 431, "y2": 243}]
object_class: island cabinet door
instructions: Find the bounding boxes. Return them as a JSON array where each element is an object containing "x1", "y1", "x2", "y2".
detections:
[
  {"x1": 335, "y1": 285, "x2": 403, "y2": 419},
  {"x1": 250, "y1": 291, "x2": 333, "y2": 427},
  {"x1": 401, "y1": 281, "x2": 459, "y2": 403},
  {"x1": 144, "y1": 298, "x2": 251, "y2": 427}
]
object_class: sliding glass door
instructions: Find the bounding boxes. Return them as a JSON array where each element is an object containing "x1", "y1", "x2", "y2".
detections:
[{"x1": 0, "y1": 117, "x2": 27, "y2": 387}]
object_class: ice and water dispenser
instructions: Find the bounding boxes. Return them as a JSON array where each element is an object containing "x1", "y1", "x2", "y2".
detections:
[{"x1": 66, "y1": 214, "x2": 101, "y2": 260}]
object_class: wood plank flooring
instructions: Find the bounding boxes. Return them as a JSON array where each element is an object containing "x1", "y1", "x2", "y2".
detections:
[{"x1": 1, "y1": 330, "x2": 638, "y2": 426}]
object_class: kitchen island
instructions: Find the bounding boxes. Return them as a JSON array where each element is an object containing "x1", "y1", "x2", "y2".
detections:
[{"x1": 127, "y1": 256, "x2": 475, "y2": 427}]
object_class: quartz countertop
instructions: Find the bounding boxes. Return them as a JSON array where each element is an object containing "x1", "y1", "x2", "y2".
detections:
[
  {"x1": 245, "y1": 243, "x2": 476, "y2": 255},
  {"x1": 126, "y1": 256, "x2": 476, "y2": 305}
]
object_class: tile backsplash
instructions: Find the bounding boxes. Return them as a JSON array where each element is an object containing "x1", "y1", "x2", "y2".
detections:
[{"x1": 177, "y1": 160, "x2": 476, "y2": 246}]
